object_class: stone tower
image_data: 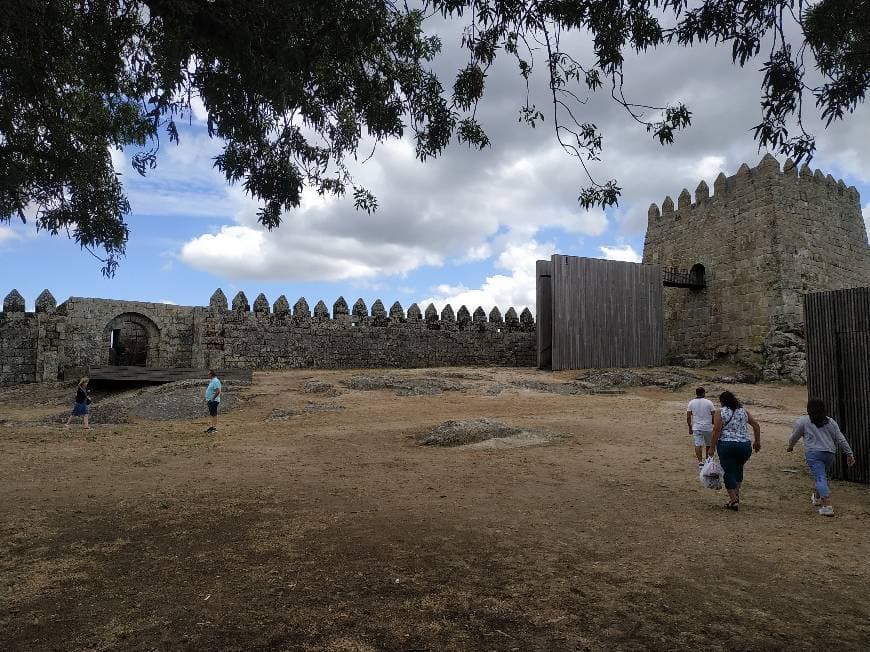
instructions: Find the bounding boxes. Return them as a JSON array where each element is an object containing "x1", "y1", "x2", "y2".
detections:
[{"x1": 643, "y1": 154, "x2": 870, "y2": 382}]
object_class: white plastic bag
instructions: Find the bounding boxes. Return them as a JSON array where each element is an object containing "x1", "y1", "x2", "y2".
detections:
[{"x1": 699, "y1": 457, "x2": 723, "y2": 490}]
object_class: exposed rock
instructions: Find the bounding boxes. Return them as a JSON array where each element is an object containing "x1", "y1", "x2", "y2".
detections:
[
  {"x1": 575, "y1": 368, "x2": 697, "y2": 391},
  {"x1": 416, "y1": 418, "x2": 566, "y2": 449}
]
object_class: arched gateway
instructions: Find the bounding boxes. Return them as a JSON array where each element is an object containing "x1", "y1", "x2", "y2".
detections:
[{"x1": 102, "y1": 312, "x2": 160, "y2": 366}]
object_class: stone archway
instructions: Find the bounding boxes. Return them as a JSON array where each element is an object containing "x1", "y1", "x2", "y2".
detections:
[
  {"x1": 103, "y1": 312, "x2": 160, "y2": 366},
  {"x1": 690, "y1": 263, "x2": 706, "y2": 290}
]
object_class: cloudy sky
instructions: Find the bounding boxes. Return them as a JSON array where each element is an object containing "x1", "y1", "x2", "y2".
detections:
[{"x1": 2, "y1": 13, "x2": 869, "y2": 314}]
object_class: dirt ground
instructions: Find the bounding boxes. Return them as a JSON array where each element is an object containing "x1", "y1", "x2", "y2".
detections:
[{"x1": 1, "y1": 366, "x2": 869, "y2": 651}]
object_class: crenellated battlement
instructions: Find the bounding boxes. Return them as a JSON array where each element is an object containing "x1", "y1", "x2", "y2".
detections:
[
  {"x1": 200, "y1": 289, "x2": 533, "y2": 330},
  {"x1": 0, "y1": 288, "x2": 536, "y2": 384},
  {"x1": 643, "y1": 153, "x2": 870, "y2": 383},
  {"x1": 646, "y1": 154, "x2": 861, "y2": 227}
]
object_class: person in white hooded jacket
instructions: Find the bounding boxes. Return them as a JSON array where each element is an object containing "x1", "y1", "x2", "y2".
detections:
[{"x1": 787, "y1": 398, "x2": 856, "y2": 517}]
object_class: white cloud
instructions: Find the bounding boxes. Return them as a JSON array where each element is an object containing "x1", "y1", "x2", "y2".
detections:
[
  {"x1": 691, "y1": 155, "x2": 728, "y2": 181},
  {"x1": 419, "y1": 236, "x2": 555, "y2": 312},
  {"x1": 181, "y1": 221, "x2": 442, "y2": 281},
  {"x1": 0, "y1": 226, "x2": 22, "y2": 246},
  {"x1": 157, "y1": 299, "x2": 178, "y2": 305},
  {"x1": 599, "y1": 244, "x2": 642, "y2": 263}
]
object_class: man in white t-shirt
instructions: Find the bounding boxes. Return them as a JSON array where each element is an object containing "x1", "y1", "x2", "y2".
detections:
[{"x1": 687, "y1": 387, "x2": 715, "y2": 467}]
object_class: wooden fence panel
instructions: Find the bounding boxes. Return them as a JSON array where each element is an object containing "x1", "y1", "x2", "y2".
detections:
[
  {"x1": 805, "y1": 287, "x2": 870, "y2": 484},
  {"x1": 548, "y1": 255, "x2": 664, "y2": 370}
]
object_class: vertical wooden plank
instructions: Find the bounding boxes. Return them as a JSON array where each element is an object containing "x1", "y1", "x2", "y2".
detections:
[{"x1": 536, "y1": 260, "x2": 553, "y2": 370}]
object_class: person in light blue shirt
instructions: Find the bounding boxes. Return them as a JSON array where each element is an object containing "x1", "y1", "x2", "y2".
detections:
[{"x1": 204, "y1": 370, "x2": 222, "y2": 434}]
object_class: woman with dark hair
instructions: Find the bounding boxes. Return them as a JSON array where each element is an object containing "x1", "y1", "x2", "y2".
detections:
[
  {"x1": 787, "y1": 398, "x2": 856, "y2": 517},
  {"x1": 711, "y1": 390, "x2": 761, "y2": 511},
  {"x1": 65, "y1": 377, "x2": 91, "y2": 430}
]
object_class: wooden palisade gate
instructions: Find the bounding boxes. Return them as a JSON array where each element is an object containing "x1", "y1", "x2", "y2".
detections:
[
  {"x1": 804, "y1": 287, "x2": 870, "y2": 484},
  {"x1": 537, "y1": 255, "x2": 665, "y2": 371}
]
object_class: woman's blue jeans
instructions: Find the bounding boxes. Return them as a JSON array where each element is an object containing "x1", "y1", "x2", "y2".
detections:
[
  {"x1": 805, "y1": 450, "x2": 835, "y2": 498},
  {"x1": 717, "y1": 440, "x2": 752, "y2": 490}
]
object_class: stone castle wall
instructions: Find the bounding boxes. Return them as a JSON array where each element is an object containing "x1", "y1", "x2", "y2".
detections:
[
  {"x1": 643, "y1": 154, "x2": 870, "y2": 381},
  {"x1": 0, "y1": 288, "x2": 536, "y2": 385}
]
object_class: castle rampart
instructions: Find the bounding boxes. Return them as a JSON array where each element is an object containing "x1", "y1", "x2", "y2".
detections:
[
  {"x1": 0, "y1": 290, "x2": 536, "y2": 384},
  {"x1": 643, "y1": 154, "x2": 870, "y2": 381}
]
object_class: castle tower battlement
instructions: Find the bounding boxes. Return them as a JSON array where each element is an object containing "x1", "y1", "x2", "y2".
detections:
[{"x1": 643, "y1": 154, "x2": 870, "y2": 381}]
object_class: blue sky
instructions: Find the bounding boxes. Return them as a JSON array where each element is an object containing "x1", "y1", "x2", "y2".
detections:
[{"x1": 2, "y1": 35, "x2": 869, "y2": 314}]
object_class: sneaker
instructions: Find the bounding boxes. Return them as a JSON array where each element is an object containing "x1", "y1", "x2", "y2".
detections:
[
  {"x1": 818, "y1": 506, "x2": 834, "y2": 517},
  {"x1": 811, "y1": 492, "x2": 820, "y2": 506}
]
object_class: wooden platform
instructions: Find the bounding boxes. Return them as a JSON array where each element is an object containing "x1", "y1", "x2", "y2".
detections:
[{"x1": 87, "y1": 367, "x2": 253, "y2": 383}]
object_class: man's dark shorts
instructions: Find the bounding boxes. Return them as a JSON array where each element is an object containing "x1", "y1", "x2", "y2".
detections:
[{"x1": 207, "y1": 400, "x2": 219, "y2": 417}]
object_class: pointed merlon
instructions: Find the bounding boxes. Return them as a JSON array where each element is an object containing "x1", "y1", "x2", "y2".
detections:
[
  {"x1": 694, "y1": 181, "x2": 709, "y2": 203},
  {"x1": 389, "y1": 301, "x2": 405, "y2": 321},
  {"x1": 489, "y1": 306, "x2": 503, "y2": 323},
  {"x1": 825, "y1": 174, "x2": 837, "y2": 187},
  {"x1": 457, "y1": 305, "x2": 471, "y2": 323},
  {"x1": 520, "y1": 307, "x2": 535, "y2": 330},
  {"x1": 783, "y1": 157, "x2": 797, "y2": 174},
  {"x1": 813, "y1": 169, "x2": 825, "y2": 181},
  {"x1": 648, "y1": 203, "x2": 660, "y2": 221},
  {"x1": 253, "y1": 293, "x2": 270, "y2": 314},
  {"x1": 35, "y1": 289, "x2": 56, "y2": 313},
  {"x1": 293, "y1": 297, "x2": 311, "y2": 318},
  {"x1": 713, "y1": 172, "x2": 727, "y2": 196},
  {"x1": 352, "y1": 298, "x2": 368, "y2": 318},
  {"x1": 371, "y1": 299, "x2": 387, "y2": 319},
  {"x1": 407, "y1": 303, "x2": 422, "y2": 320},
  {"x1": 661, "y1": 196, "x2": 674, "y2": 214},
  {"x1": 736, "y1": 162, "x2": 752, "y2": 178},
  {"x1": 209, "y1": 288, "x2": 228, "y2": 311},
  {"x1": 3, "y1": 289, "x2": 25, "y2": 312},
  {"x1": 677, "y1": 189, "x2": 691, "y2": 210},
  {"x1": 837, "y1": 179, "x2": 846, "y2": 191},
  {"x1": 273, "y1": 295, "x2": 290, "y2": 315},
  {"x1": 757, "y1": 153, "x2": 780, "y2": 175},
  {"x1": 313, "y1": 300, "x2": 329, "y2": 318},
  {"x1": 424, "y1": 303, "x2": 438, "y2": 322},
  {"x1": 441, "y1": 304, "x2": 455, "y2": 322},
  {"x1": 504, "y1": 307, "x2": 520, "y2": 327},
  {"x1": 799, "y1": 164, "x2": 812, "y2": 178},
  {"x1": 333, "y1": 296, "x2": 349, "y2": 317},
  {"x1": 232, "y1": 291, "x2": 249, "y2": 312},
  {"x1": 847, "y1": 186, "x2": 860, "y2": 203}
]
